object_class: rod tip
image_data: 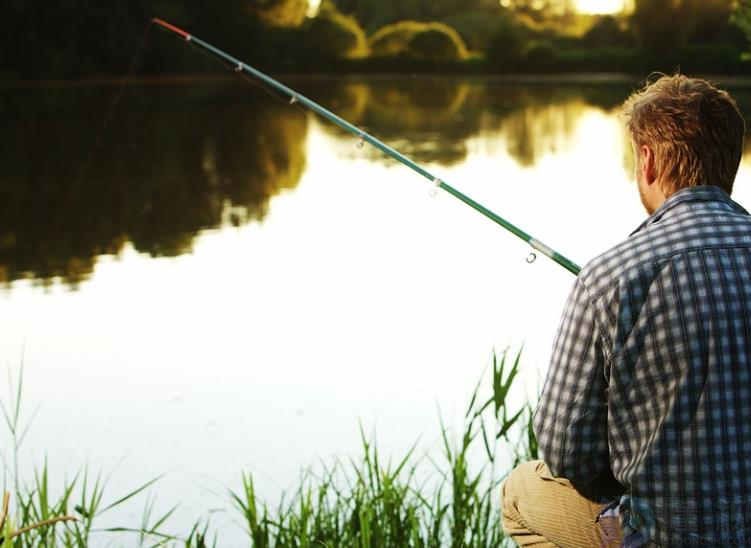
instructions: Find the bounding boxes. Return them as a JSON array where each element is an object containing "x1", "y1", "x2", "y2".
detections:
[{"x1": 152, "y1": 18, "x2": 191, "y2": 40}]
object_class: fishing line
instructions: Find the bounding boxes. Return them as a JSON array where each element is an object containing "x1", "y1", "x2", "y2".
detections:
[{"x1": 151, "y1": 18, "x2": 581, "y2": 276}]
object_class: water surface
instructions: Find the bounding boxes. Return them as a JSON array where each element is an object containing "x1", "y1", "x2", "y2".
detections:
[{"x1": 2, "y1": 77, "x2": 751, "y2": 542}]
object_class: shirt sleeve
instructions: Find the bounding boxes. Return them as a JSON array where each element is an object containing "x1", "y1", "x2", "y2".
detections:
[{"x1": 533, "y1": 276, "x2": 613, "y2": 492}]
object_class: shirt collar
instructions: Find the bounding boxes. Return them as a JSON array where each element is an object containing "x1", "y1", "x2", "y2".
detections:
[{"x1": 630, "y1": 185, "x2": 748, "y2": 236}]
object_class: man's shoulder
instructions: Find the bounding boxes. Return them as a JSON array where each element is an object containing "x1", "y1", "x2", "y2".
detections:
[
  {"x1": 577, "y1": 230, "x2": 656, "y2": 297},
  {"x1": 579, "y1": 205, "x2": 751, "y2": 298}
]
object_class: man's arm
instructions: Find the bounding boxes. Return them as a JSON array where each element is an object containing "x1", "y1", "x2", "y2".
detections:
[{"x1": 533, "y1": 277, "x2": 621, "y2": 499}]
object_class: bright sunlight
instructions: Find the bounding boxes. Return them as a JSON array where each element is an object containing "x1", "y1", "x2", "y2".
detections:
[{"x1": 574, "y1": 0, "x2": 626, "y2": 14}]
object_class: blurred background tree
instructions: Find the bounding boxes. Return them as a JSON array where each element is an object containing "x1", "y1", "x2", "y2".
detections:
[
  {"x1": 330, "y1": 0, "x2": 501, "y2": 33},
  {"x1": 631, "y1": 0, "x2": 737, "y2": 51},
  {"x1": 1, "y1": 0, "x2": 750, "y2": 80},
  {"x1": 369, "y1": 21, "x2": 468, "y2": 61},
  {"x1": 732, "y1": 0, "x2": 751, "y2": 58},
  {"x1": 305, "y1": 0, "x2": 368, "y2": 59},
  {"x1": 500, "y1": 0, "x2": 576, "y2": 18},
  {"x1": 582, "y1": 16, "x2": 633, "y2": 48},
  {"x1": 252, "y1": 0, "x2": 309, "y2": 27}
]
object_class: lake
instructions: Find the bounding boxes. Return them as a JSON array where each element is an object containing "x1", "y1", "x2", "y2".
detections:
[{"x1": 2, "y1": 76, "x2": 751, "y2": 543}]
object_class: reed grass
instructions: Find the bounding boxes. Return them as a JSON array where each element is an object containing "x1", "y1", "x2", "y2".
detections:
[
  {"x1": 0, "y1": 348, "x2": 534, "y2": 546},
  {"x1": 0, "y1": 363, "x2": 187, "y2": 547},
  {"x1": 232, "y1": 348, "x2": 534, "y2": 547}
]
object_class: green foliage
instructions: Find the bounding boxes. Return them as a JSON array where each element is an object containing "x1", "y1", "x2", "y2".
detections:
[
  {"x1": 1, "y1": 346, "x2": 536, "y2": 545},
  {"x1": 252, "y1": 0, "x2": 309, "y2": 27},
  {"x1": 524, "y1": 40, "x2": 556, "y2": 68},
  {"x1": 331, "y1": 0, "x2": 503, "y2": 33},
  {"x1": 0, "y1": 364, "x2": 188, "y2": 546},
  {"x1": 486, "y1": 17, "x2": 528, "y2": 69},
  {"x1": 370, "y1": 21, "x2": 421, "y2": 56},
  {"x1": 2, "y1": 0, "x2": 749, "y2": 79},
  {"x1": 687, "y1": 0, "x2": 742, "y2": 44},
  {"x1": 732, "y1": 0, "x2": 751, "y2": 57},
  {"x1": 441, "y1": 10, "x2": 517, "y2": 51},
  {"x1": 369, "y1": 21, "x2": 469, "y2": 61},
  {"x1": 232, "y1": 349, "x2": 535, "y2": 547},
  {"x1": 582, "y1": 15, "x2": 634, "y2": 48},
  {"x1": 631, "y1": 0, "x2": 735, "y2": 51},
  {"x1": 408, "y1": 27, "x2": 469, "y2": 61},
  {"x1": 305, "y1": 0, "x2": 369, "y2": 58},
  {"x1": 501, "y1": 0, "x2": 576, "y2": 16}
]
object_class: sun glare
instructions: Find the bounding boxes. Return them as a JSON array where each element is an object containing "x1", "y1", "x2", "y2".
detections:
[
  {"x1": 307, "y1": 0, "x2": 321, "y2": 17},
  {"x1": 575, "y1": 0, "x2": 625, "y2": 14}
]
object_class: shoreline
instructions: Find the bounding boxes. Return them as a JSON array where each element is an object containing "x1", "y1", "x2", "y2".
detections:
[{"x1": 4, "y1": 72, "x2": 751, "y2": 90}]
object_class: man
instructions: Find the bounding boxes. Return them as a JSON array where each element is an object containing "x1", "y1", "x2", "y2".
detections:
[{"x1": 502, "y1": 74, "x2": 748, "y2": 546}]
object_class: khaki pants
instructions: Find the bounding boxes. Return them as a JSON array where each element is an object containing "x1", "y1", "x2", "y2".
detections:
[{"x1": 501, "y1": 460, "x2": 622, "y2": 547}]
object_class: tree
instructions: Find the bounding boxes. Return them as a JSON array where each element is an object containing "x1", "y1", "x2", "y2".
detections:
[
  {"x1": 369, "y1": 21, "x2": 469, "y2": 60},
  {"x1": 486, "y1": 15, "x2": 527, "y2": 69},
  {"x1": 631, "y1": 0, "x2": 735, "y2": 51},
  {"x1": 500, "y1": 0, "x2": 576, "y2": 17},
  {"x1": 306, "y1": 0, "x2": 368, "y2": 58},
  {"x1": 583, "y1": 15, "x2": 633, "y2": 48},
  {"x1": 251, "y1": 0, "x2": 309, "y2": 27},
  {"x1": 684, "y1": 0, "x2": 737, "y2": 43},
  {"x1": 408, "y1": 25, "x2": 469, "y2": 60},
  {"x1": 731, "y1": 0, "x2": 751, "y2": 56},
  {"x1": 330, "y1": 0, "x2": 504, "y2": 32}
]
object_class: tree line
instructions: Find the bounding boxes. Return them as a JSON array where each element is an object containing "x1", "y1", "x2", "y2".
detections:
[{"x1": 0, "y1": 0, "x2": 749, "y2": 80}]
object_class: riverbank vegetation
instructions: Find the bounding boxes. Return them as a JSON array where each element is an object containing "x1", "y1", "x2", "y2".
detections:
[
  {"x1": 3, "y1": 1, "x2": 751, "y2": 81},
  {"x1": 0, "y1": 350, "x2": 533, "y2": 546}
]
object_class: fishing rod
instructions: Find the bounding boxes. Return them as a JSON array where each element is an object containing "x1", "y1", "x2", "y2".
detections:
[{"x1": 151, "y1": 18, "x2": 581, "y2": 276}]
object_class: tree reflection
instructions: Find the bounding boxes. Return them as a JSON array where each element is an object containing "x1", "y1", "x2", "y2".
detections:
[
  {"x1": 314, "y1": 80, "x2": 627, "y2": 167},
  {"x1": 3, "y1": 80, "x2": 749, "y2": 290},
  {"x1": 306, "y1": 78, "x2": 474, "y2": 165},
  {"x1": 0, "y1": 82, "x2": 307, "y2": 288},
  {"x1": 483, "y1": 87, "x2": 588, "y2": 167}
]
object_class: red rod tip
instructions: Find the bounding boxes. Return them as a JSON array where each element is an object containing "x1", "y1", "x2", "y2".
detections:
[{"x1": 152, "y1": 18, "x2": 191, "y2": 40}]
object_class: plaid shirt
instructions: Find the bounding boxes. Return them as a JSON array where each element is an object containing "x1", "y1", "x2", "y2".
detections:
[{"x1": 534, "y1": 185, "x2": 751, "y2": 546}]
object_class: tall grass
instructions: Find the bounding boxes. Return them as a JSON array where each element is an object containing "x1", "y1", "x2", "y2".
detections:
[
  {"x1": 232, "y1": 348, "x2": 534, "y2": 547},
  {"x1": 1, "y1": 348, "x2": 534, "y2": 546},
  {"x1": 0, "y1": 364, "x2": 189, "y2": 547}
]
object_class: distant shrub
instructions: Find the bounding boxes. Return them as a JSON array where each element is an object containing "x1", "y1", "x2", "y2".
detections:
[
  {"x1": 369, "y1": 21, "x2": 468, "y2": 61},
  {"x1": 676, "y1": 44, "x2": 746, "y2": 73},
  {"x1": 253, "y1": 0, "x2": 308, "y2": 28},
  {"x1": 733, "y1": 0, "x2": 751, "y2": 56},
  {"x1": 523, "y1": 40, "x2": 555, "y2": 69},
  {"x1": 441, "y1": 10, "x2": 512, "y2": 51},
  {"x1": 582, "y1": 15, "x2": 633, "y2": 48},
  {"x1": 369, "y1": 21, "x2": 416, "y2": 56},
  {"x1": 306, "y1": 0, "x2": 368, "y2": 58},
  {"x1": 556, "y1": 47, "x2": 640, "y2": 71},
  {"x1": 486, "y1": 16, "x2": 526, "y2": 69},
  {"x1": 408, "y1": 26, "x2": 468, "y2": 61}
]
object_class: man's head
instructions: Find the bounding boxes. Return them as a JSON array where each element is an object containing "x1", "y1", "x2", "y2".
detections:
[{"x1": 622, "y1": 74, "x2": 746, "y2": 214}]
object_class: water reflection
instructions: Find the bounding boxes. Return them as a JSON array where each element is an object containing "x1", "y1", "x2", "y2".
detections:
[
  {"x1": 2, "y1": 79, "x2": 751, "y2": 288},
  {"x1": 0, "y1": 84, "x2": 307, "y2": 287},
  {"x1": 317, "y1": 79, "x2": 473, "y2": 164},
  {"x1": 307, "y1": 80, "x2": 633, "y2": 168}
]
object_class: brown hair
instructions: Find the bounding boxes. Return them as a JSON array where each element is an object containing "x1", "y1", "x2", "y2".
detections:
[{"x1": 622, "y1": 74, "x2": 746, "y2": 196}]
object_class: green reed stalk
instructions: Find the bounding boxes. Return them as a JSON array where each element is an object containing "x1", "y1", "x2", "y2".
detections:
[
  {"x1": 0, "y1": 368, "x2": 182, "y2": 547},
  {"x1": 1, "y1": 348, "x2": 536, "y2": 546},
  {"x1": 232, "y1": 348, "x2": 535, "y2": 547}
]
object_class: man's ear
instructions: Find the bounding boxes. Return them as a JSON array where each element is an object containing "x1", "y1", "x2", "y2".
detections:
[{"x1": 640, "y1": 144, "x2": 657, "y2": 186}]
